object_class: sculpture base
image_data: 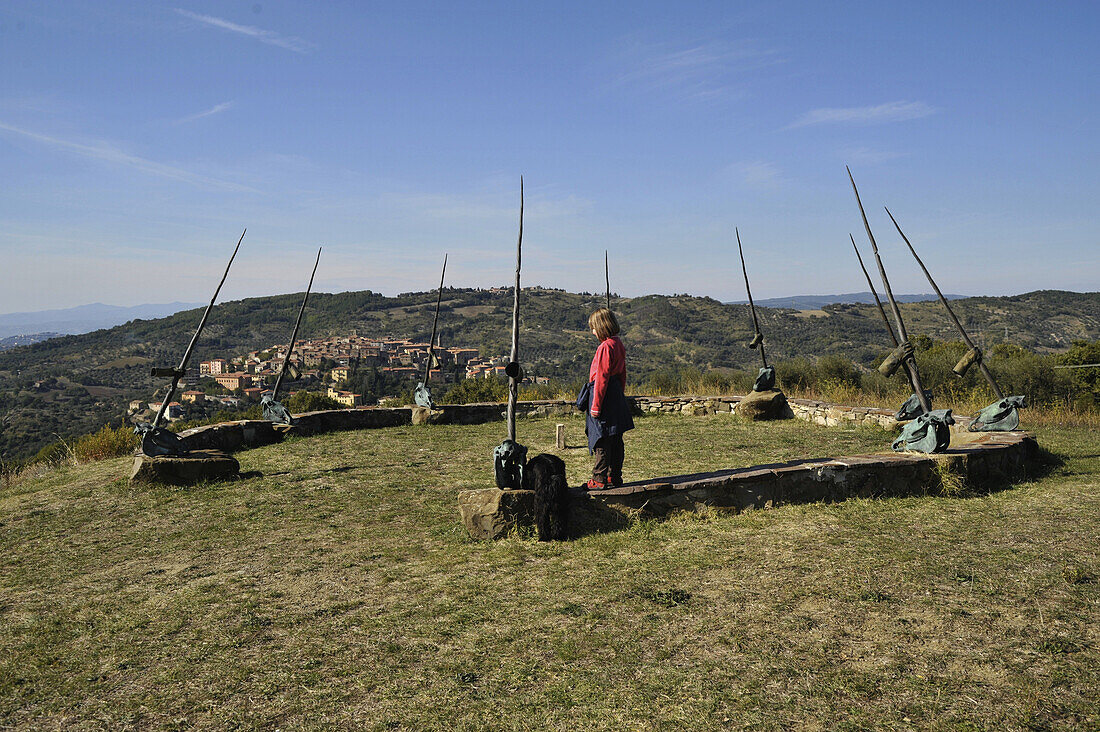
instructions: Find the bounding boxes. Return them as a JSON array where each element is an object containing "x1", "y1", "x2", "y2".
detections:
[
  {"x1": 411, "y1": 406, "x2": 446, "y2": 425},
  {"x1": 130, "y1": 449, "x2": 240, "y2": 486},
  {"x1": 734, "y1": 389, "x2": 794, "y2": 421}
]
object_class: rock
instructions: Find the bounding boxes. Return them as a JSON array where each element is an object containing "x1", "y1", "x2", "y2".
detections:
[
  {"x1": 457, "y1": 488, "x2": 535, "y2": 539},
  {"x1": 130, "y1": 449, "x2": 240, "y2": 486},
  {"x1": 411, "y1": 406, "x2": 440, "y2": 425},
  {"x1": 735, "y1": 389, "x2": 794, "y2": 421}
]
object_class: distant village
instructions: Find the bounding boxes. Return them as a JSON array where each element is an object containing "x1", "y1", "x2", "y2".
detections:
[{"x1": 131, "y1": 332, "x2": 544, "y2": 421}]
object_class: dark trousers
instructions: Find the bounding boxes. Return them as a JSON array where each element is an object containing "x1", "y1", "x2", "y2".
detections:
[{"x1": 592, "y1": 434, "x2": 625, "y2": 484}]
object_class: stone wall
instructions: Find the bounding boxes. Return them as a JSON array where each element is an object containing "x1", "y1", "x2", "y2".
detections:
[
  {"x1": 177, "y1": 407, "x2": 412, "y2": 452},
  {"x1": 632, "y1": 395, "x2": 900, "y2": 430},
  {"x1": 786, "y1": 398, "x2": 900, "y2": 430},
  {"x1": 174, "y1": 394, "x2": 901, "y2": 454}
]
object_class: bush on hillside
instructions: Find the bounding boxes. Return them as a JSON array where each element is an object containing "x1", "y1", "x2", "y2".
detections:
[
  {"x1": 72, "y1": 424, "x2": 139, "y2": 463},
  {"x1": 284, "y1": 391, "x2": 345, "y2": 413},
  {"x1": 443, "y1": 377, "x2": 508, "y2": 404},
  {"x1": 1058, "y1": 340, "x2": 1100, "y2": 407}
]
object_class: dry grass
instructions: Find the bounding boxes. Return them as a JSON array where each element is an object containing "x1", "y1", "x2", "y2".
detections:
[{"x1": 0, "y1": 415, "x2": 1097, "y2": 730}]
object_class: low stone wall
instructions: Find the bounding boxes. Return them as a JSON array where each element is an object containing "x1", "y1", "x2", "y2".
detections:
[
  {"x1": 174, "y1": 400, "x2": 575, "y2": 453},
  {"x1": 786, "y1": 398, "x2": 900, "y2": 430},
  {"x1": 177, "y1": 407, "x2": 412, "y2": 452},
  {"x1": 174, "y1": 394, "x2": 900, "y2": 454},
  {"x1": 459, "y1": 430, "x2": 1039, "y2": 539},
  {"x1": 632, "y1": 396, "x2": 737, "y2": 416}
]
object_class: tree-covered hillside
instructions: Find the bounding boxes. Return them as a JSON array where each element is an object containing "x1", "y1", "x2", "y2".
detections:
[{"x1": 0, "y1": 288, "x2": 1096, "y2": 462}]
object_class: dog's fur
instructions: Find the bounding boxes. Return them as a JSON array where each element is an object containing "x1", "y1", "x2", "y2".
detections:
[{"x1": 523, "y1": 453, "x2": 570, "y2": 541}]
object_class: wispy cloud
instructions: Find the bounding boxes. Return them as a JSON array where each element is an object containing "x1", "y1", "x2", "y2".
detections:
[
  {"x1": 175, "y1": 9, "x2": 314, "y2": 53},
  {"x1": 614, "y1": 39, "x2": 783, "y2": 101},
  {"x1": 0, "y1": 121, "x2": 258, "y2": 192},
  {"x1": 840, "y1": 146, "x2": 907, "y2": 166},
  {"x1": 722, "y1": 160, "x2": 784, "y2": 190},
  {"x1": 789, "y1": 101, "x2": 937, "y2": 128},
  {"x1": 174, "y1": 101, "x2": 235, "y2": 125}
]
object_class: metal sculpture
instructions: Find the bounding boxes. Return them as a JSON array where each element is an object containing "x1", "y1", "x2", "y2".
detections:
[
  {"x1": 414, "y1": 254, "x2": 448, "y2": 410},
  {"x1": 848, "y1": 168, "x2": 952, "y2": 453},
  {"x1": 850, "y1": 234, "x2": 932, "y2": 420},
  {"x1": 263, "y1": 247, "x2": 322, "y2": 425},
  {"x1": 884, "y1": 208, "x2": 1027, "y2": 431},
  {"x1": 493, "y1": 178, "x2": 528, "y2": 489},
  {"x1": 136, "y1": 229, "x2": 246, "y2": 456},
  {"x1": 736, "y1": 228, "x2": 776, "y2": 392}
]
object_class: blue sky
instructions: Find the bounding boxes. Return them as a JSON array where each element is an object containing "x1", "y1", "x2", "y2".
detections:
[{"x1": 1, "y1": 1, "x2": 1097, "y2": 313}]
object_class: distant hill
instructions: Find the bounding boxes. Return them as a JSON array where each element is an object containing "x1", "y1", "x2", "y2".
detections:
[
  {"x1": 0, "y1": 302, "x2": 202, "y2": 338},
  {"x1": 727, "y1": 292, "x2": 967, "y2": 310},
  {"x1": 0, "y1": 333, "x2": 64, "y2": 351},
  {"x1": 0, "y1": 288, "x2": 1096, "y2": 462}
]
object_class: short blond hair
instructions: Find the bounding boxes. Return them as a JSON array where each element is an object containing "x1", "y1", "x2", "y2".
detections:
[{"x1": 588, "y1": 308, "x2": 620, "y2": 340}]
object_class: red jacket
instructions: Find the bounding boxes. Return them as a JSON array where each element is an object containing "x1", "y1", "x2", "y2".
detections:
[{"x1": 588, "y1": 336, "x2": 626, "y2": 416}]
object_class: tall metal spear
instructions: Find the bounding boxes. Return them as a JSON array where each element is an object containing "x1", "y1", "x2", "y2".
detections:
[
  {"x1": 263, "y1": 247, "x2": 322, "y2": 424},
  {"x1": 736, "y1": 228, "x2": 775, "y2": 391},
  {"x1": 851, "y1": 233, "x2": 924, "y2": 418},
  {"x1": 848, "y1": 169, "x2": 931, "y2": 413},
  {"x1": 414, "y1": 253, "x2": 448, "y2": 410},
  {"x1": 507, "y1": 179, "x2": 523, "y2": 441},
  {"x1": 885, "y1": 207, "x2": 1026, "y2": 430},
  {"x1": 851, "y1": 233, "x2": 898, "y2": 346},
  {"x1": 885, "y1": 208, "x2": 999, "y2": 395},
  {"x1": 848, "y1": 168, "x2": 952, "y2": 452},
  {"x1": 138, "y1": 228, "x2": 246, "y2": 456},
  {"x1": 605, "y1": 250, "x2": 611, "y2": 311},
  {"x1": 493, "y1": 177, "x2": 528, "y2": 488}
]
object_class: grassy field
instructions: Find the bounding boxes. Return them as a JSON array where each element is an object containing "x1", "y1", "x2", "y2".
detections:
[{"x1": 1, "y1": 413, "x2": 1097, "y2": 730}]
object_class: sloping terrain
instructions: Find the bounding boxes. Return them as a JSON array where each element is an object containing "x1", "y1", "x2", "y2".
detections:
[{"x1": 1, "y1": 415, "x2": 1097, "y2": 729}]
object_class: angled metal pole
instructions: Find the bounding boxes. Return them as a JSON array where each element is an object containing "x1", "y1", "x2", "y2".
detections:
[
  {"x1": 885, "y1": 207, "x2": 1004, "y2": 399},
  {"x1": 851, "y1": 233, "x2": 899, "y2": 346},
  {"x1": 847, "y1": 168, "x2": 931, "y2": 414},
  {"x1": 152, "y1": 228, "x2": 246, "y2": 429},
  {"x1": 736, "y1": 227, "x2": 768, "y2": 368},
  {"x1": 422, "y1": 253, "x2": 448, "y2": 387},
  {"x1": 507, "y1": 178, "x2": 523, "y2": 442},
  {"x1": 271, "y1": 246, "x2": 322, "y2": 401},
  {"x1": 605, "y1": 250, "x2": 611, "y2": 311}
]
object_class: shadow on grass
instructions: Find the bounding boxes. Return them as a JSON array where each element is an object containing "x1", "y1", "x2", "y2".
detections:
[{"x1": 1026, "y1": 444, "x2": 1066, "y2": 482}]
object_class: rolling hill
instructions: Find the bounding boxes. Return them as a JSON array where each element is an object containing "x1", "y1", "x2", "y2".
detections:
[{"x1": 0, "y1": 288, "x2": 1096, "y2": 462}]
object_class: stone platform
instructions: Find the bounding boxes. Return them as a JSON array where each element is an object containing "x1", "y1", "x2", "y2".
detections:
[
  {"x1": 458, "y1": 430, "x2": 1039, "y2": 539},
  {"x1": 130, "y1": 449, "x2": 240, "y2": 486}
]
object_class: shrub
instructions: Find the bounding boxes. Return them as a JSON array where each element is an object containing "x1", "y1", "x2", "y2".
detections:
[
  {"x1": 284, "y1": 391, "x2": 344, "y2": 413},
  {"x1": 775, "y1": 357, "x2": 816, "y2": 391},
  {"x1": 443, "y1": 377, "x2": 508, "y2": 405},
  {"x1": 72, "y1": 424, "x2": 139, "y2": 463},
  {"x1": 816, "y1": 355, "x2": 862, "y2": 390}
]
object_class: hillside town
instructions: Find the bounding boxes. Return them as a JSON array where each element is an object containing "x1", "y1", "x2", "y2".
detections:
[{"x1": 132, "y1": 332, "x2": 539, "y2": 421}]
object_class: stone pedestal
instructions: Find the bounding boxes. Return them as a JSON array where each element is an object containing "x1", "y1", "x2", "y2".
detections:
[
  {"x1": 734, "y1": 389, "x2": 794, "y2": 421},
  {"x1": 130, "y1": 449, "x2": 240, "y2": 486},
  {"x1": 457, "y1": 488, "x2": 536, "y2": 539}
]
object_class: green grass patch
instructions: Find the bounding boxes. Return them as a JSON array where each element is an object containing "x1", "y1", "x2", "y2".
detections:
[{"x1": 1, "y1": 415, "x2": 1098, "y2": 729}]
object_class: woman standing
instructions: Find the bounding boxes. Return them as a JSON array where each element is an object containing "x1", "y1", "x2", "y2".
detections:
[{"x1": 578, "y1": 308, "x2": 634, "y2": 490}]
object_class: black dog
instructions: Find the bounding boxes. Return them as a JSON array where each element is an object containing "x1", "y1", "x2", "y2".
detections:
[{"x1": 522, "y1": 453, "x2": 570, "y2": 541}]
